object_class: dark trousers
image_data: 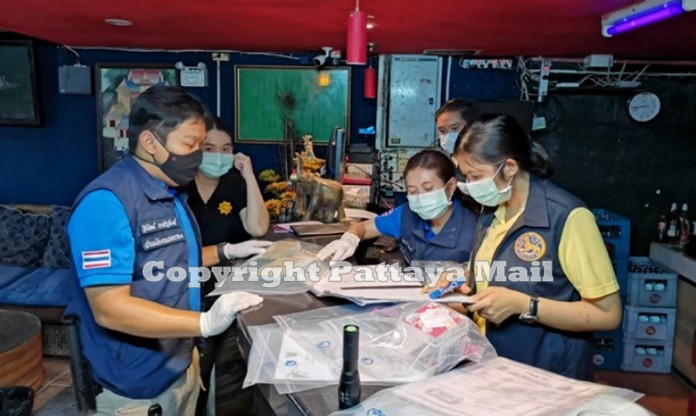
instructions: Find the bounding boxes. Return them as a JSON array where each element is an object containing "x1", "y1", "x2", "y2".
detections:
[{"x1": 195, "y1": 294, "x2": 254, "y2": 416}]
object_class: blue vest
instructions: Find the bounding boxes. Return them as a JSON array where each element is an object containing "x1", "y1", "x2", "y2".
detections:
[
  {"x1": 469, "y1": 176, "x2": 594, "y2": 380},
  {"x1": 399, "y1": 199, "x2": 477, "y2": 265},
  {"x1": 65, "y1": 155, "x2": 201, "y2": 398}
]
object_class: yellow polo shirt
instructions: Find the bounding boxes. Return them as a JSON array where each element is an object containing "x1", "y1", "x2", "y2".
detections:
[{"x1": 472, "y1": 206, "x2": 620, "y2": 331}]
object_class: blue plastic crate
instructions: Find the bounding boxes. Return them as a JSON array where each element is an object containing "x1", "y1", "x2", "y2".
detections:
[
  {"x1": 592, "y1": 327, "x2": 624, "y2": 370},
  {"x1": 622, "y1": 338, "x2": 673, "y2": 373},
  {"x1": 592, "y1": 209, "x2": 631, "y2": 258},
  {"x1": 613, "y1": 257, "x2": 629, "y2": 296},
  {"x1": 623, "y1": 305, "x2": 676, "y2": 342},
  {"x1": 627, "y1": 257, "x2": 678, "y2": 308}
]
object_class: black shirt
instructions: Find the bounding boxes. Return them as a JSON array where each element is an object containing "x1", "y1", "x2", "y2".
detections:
[{"x1": 185, "y1": 171, "x2": 251, "y2": 247}]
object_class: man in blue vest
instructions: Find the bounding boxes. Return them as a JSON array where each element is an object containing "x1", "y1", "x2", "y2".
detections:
[{"x1": 65, "y1": 86, "x2": 267, "y2": 415}]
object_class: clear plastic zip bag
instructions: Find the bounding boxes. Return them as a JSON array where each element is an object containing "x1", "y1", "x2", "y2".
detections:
[
  {"x1": 244, "y1": 302, "x2": 497, "y2": 394},
  {"x1": 208, "y1": 239, "x2": 329, "y2": 296},
  {"x1": 276, "y1": 302, "x2": 496, "y2": 384},
  {"x1": 243, "y1": 304, "x2": 363, "y2": 394}
]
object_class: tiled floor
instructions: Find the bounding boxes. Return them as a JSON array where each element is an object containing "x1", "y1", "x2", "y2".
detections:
[{"x1": 34, "y1": 358, "x2": 694, "y2": 415}]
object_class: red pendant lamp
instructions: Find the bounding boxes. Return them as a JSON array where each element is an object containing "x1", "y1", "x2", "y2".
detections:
[
  {"x1": 346, "y1": 0, "x2": 367, "y2": 65},
  {"x1": 364, "y1": 65, "x2": 376, "y2": 98}
]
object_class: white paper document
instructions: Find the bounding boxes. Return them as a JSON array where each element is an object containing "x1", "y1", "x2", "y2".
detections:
[
  {"x1": 390, "y1": 358, "x2": 645, "y2": 416},
  {"x1": 311, "y1": 263, "x2": 474, "y2": 305},
  {"x1": 344, "y1": 208, "x2": 378, "y2": 220},
  {"x1": 273, "y1": 335, "x2": 335, "y2": 382}
]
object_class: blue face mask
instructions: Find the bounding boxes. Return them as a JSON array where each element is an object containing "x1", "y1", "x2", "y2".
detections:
[{"x1": 199, "y1": 152, "x2": 234, "y2": 179}]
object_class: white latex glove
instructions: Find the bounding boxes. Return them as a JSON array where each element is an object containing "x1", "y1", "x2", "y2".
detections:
[
  {"x1": 316, "y1": 232, "x2": 361, "y2": 261},
  {"x1": 199, "y1": 292, "x2": 263, "y2": 338},
  {"x1": 223, "y1": 240, "x2": 273, "y2": 259}
]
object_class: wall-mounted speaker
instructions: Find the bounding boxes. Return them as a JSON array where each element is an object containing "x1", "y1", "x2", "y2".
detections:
[{"x1": 58, "y1": 65, "x2": 92, "y2": 95}]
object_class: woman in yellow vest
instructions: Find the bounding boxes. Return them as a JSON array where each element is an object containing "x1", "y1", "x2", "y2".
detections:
[{"x1": 446, "y1": 114, "x2": 621, "y2": 380}]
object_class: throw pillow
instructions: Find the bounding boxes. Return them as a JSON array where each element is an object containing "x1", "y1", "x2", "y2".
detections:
[
  {"x1": 0, "y1": 205, "x2": 51, "y2": 268},
  {"x1": 42, "y1": 205, "x2": 73, "y2": 269}
]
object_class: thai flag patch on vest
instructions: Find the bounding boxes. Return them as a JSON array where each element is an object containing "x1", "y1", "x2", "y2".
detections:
[{"x1": 81, "y1": 249, "x2": 112, "y2": 270}]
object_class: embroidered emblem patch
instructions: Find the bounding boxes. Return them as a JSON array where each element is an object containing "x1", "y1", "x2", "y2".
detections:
[
  {"x1": 82, "y1": 249, "x2": 111, "y2": 270},
  {"x1": 218, "y1": 201, "x2": 233, "y2": 216},
  {"x1": 514, "y1": 232, "x2": 546, "y2": 261},
  {"x1": 140, "y1": 217, "x2": 178, "y2": 235},
  {"x1": 142, "y1": 232, "x2": 185, "y2": 252}
]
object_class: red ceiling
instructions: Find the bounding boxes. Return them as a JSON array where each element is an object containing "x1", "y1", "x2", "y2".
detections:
[{"x1": 0, "y1": 0, "x2": 694, "y2": 59}]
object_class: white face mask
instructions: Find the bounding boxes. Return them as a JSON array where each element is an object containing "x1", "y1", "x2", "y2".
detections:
[
  {"x1": 407, "y1": 184, "x2": 453, "y2": 220},
  {"x1": 457, "y1": 164, "x2": 513, "y2": 207},
  {"x1": 438, "y1": 132, "x2": 459, "y2": 154}
]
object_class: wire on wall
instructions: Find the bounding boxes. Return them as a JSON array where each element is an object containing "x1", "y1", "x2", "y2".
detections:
[{"x1": 64, "y1": 46, "x2": 301, "y2": 61}]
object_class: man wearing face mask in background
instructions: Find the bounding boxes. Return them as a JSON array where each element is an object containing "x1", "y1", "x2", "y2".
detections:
[
  {"x1": 435, "y1": 98, "x2": 477, "y2": 155},
  {"x1": 65, "y1": 86, "x2": 265, "y2": 415}
]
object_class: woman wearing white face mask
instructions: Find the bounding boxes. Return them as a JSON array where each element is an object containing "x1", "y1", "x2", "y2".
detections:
[
  {"x1": 317, "y1": 150, "x2": 478, "y2": 265},
  {"x1": 186, "y1": 116, "x2": 271, "y2": 266},
  {"x1": 185, "y1": 115, "x2": 271, "y2": 414},
  {"x1": 447, "y1": 114, "x2": 621, "y2": 381}
]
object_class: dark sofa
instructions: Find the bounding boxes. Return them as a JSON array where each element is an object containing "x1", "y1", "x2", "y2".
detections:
[{"x1": 0, "y1": 204, "x2": 75, "y2": 356}]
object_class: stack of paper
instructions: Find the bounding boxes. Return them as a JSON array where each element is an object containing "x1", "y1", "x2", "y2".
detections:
[{"x1": 330, "y1": 357, "x2": 647, "y2": 416}]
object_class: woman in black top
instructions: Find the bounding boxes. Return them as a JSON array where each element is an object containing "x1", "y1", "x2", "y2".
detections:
[
  {"x1": 186, "y1": 115, "x2": 270, "y2": 415},
  {"x1": 186, "y1": 116, "x2": 271, "y2": 265}
]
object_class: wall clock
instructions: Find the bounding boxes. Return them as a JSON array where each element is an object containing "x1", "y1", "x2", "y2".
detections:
[{"x1": 627, "y1": 92, "x2": 661, "y2": 123}]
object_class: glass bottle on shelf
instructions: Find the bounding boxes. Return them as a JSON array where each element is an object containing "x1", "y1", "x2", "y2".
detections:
[
  {"x1": 667, "y1": 202, "x2": 678, "y2": 244},
  {"x1": 657, "y1": 214, "x2": 667, "y2": 242},
  {"x1": 678, "y1": 203, "x2": 691, "y2": 247}
]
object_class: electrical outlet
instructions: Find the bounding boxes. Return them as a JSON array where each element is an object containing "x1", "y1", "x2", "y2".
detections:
[
  {"x1": 212, "y1": 52, "x2": 230, "y2": 62},
  {"x1": 532, "y1": 116, "x2": 547, "y2": 131}
]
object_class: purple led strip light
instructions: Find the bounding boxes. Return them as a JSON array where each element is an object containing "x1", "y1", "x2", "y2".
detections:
[{"x1": 607, "y1": 0, "x2": 685, "y2": 35}]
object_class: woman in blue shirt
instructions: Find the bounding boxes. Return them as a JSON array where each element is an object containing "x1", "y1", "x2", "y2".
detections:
[{"x1": 318, "y1": 150, "x2": 478, "y2": 264}]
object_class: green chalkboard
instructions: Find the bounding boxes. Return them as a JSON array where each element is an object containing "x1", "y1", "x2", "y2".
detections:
[{"x1": 235, "y1": 66, "x2": 351, "y2": 144}]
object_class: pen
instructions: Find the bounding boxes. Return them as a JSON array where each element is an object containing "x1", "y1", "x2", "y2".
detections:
[{"x1": 428, "y1": 279, "x2": 467, "y2": 300}]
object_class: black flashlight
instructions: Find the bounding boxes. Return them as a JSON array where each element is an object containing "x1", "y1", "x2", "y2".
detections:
[{"x1": 338, "y1": 324, "x2": 361, "y2": 409}]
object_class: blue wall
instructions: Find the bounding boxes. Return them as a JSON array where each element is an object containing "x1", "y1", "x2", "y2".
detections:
[
  {"x1": 0, "y1": 42, "x2": 380, "y2": 205},
  {"x1": 0, "y1": 42, "x2": 518, "y2": 206}
]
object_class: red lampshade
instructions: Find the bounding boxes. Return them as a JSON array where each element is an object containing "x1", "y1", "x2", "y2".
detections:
[
  {"x1": 346, "y1": 8, "x2": 367, "y2": 65},
  {"x1": 364, "y1": 67, "x2": 376, "y2": 98}
]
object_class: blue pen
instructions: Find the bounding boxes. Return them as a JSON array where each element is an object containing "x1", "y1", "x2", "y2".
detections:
[{"x1": 428, "y1": 279, "x2": 467, "y2": 300}]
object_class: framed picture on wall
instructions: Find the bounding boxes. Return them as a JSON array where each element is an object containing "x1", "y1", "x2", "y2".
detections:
[
  {"x1": 96, "y1": 64, "x2": 178, "y2": 172},
  {"x1": 235, "y1": 65, "x2": 351, "y2": 144},
  {"x1": 0, "y1": 40, "x2": 41, "y2": 126}
]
